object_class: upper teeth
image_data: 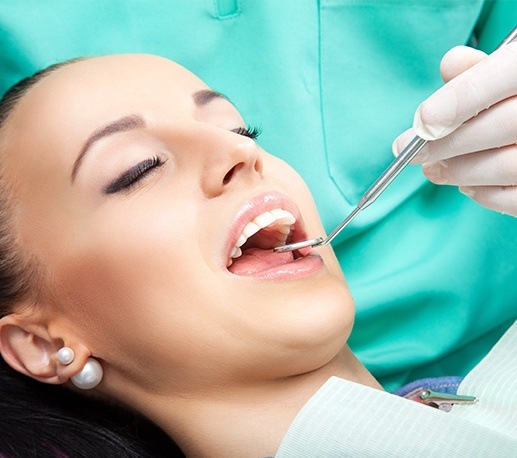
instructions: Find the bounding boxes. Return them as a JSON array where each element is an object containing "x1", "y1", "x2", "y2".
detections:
[{"x1": 228, "y1": 209, "x2": 296, "y2": 266}]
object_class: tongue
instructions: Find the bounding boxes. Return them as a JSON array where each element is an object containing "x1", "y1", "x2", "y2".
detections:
[{"x1": 228, "y1": 247, "x2": 295, "y2": 276}]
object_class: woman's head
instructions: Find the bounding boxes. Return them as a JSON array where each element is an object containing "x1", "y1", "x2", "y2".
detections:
[{"x1": 0, "y1": 54, "x2": 354, "y2": 405}]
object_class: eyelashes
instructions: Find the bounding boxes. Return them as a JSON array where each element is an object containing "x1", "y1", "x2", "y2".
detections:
[
  {"x1": 105, "y1": 124, "x2": 261, "y2": 195},
  {"x1": 232, "y1": 125, "x2": 262, "y2": 140},
  {"x1": 105, "y1": 156, "x2": 165, "y2": 194}
]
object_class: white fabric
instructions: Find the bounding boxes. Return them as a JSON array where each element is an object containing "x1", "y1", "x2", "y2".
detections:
[
  {"x1": 451, "y1": 318, "x2": 517, "y2": 439},
  {"x1": 276, "y1": 320, "x2": 517, "y2": 457}
]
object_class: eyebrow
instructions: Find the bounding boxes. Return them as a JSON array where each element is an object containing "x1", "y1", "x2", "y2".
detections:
[
  {"x1": 71, "y1": 90, "x2": 231, "y2": 183},
  {"x1": 71, "y1": 114, "x2": 145, "y2": 182},
  {"x1": 192, "y1": 89, "x2": 230, "y2": 106}
]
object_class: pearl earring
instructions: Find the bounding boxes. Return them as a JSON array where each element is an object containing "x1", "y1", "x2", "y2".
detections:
[
  {"x1": 56, "y1": 347, "x2": 75, "y2": 365},
  {"x1": 71, "y1": 357, "x2": 103, "y2": 390}
]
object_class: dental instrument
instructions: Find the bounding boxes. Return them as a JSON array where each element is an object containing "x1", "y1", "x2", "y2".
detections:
[{"x1": 274, "y1": 25, "x2": 517, "y2": 254}]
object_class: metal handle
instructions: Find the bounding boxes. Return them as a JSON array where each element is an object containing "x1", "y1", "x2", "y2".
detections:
[{"x1": 357, "y1": 136, "x2": 427, "y2": 210}]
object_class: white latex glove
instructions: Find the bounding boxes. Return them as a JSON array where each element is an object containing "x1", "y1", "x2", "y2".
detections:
[{"x1": 392, "y1": 41, "x2": 517, "y2": 216}]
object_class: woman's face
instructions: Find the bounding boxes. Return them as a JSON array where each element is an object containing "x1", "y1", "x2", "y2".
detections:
[{"x1": 3, "y1": 55, "x2": 354, "y2": 394}]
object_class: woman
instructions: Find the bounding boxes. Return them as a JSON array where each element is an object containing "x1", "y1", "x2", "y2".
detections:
[
  {"x1": 0, "y1": 54, "x2": 515, "y2": 458},
  {"x1": 1, "y1": 3, "x2": 516, "y2": 394}
]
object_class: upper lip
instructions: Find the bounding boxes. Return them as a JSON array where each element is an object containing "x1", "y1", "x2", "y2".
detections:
[{"x1": 224, "y1": 191, "x2": 308, "y2": 262}]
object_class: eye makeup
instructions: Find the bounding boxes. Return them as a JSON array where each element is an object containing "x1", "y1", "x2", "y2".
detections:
[{"x1": 105, "y1": 155, "x2": 166, "y2": 194}]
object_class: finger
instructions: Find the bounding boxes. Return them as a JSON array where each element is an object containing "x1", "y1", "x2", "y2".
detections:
[
  {"x1": 422, "y1": 144, "x2": 517, "y2": 186},
  {"x1": 413, "y1": 41, "x2": 517, "y2": 141},
  {"x1": 392, "y1": 94, "x2": 517, "y2": 162},
  {"x1": 412, "y1": 94, "x2": 517, "y2": 163},
  {"x1": 459, "y1": 185, "x2": 517, "y2": 217},
  {"x1": 440, "y1": 45, "x2": 487, "y2": 83}
]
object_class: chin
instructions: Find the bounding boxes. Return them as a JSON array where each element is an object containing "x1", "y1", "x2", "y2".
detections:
[{"x1": 272, "y1": 276, "x2": 354, "y2": 366}]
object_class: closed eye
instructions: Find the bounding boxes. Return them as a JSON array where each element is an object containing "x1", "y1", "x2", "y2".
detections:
[{"x1": 105, "y1": 155, "x2": 166, "y2": 194}]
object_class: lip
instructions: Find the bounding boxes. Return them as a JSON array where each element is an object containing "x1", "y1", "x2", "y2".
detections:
[
  {"x1": 222, "y1": 191, "x2": 323, "y2": 279},
  {"x1": 224, "y1": 191, "x2": 310, "y2": 265}
]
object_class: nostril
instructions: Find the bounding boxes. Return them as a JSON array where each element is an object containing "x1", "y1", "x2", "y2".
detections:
[
  {"x1": 223, "y1": 167, "x2": 235, "y2": 184},
  {"x1": 223, "y1": 163, "x2": 244, "y2": 185},
  {"x1": 254, "y1": 156, "x2": 263, "y2": 174}
]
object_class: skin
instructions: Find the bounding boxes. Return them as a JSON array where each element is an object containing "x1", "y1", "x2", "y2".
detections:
[{"x1": 0, "y1": 54, "x2": 381, "y2": 457}]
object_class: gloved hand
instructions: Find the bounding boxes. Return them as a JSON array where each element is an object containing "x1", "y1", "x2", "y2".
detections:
[{"x1": 392, "y1": 41, "x2": 517, "y2": 216}]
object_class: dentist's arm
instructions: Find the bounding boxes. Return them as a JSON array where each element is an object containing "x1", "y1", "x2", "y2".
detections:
[{"x1": 393, "y1": 41, "x2": 517, "y2": 216}]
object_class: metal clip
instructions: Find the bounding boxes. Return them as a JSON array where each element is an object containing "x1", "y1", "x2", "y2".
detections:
[{"x1": 419, "y1": 389, "x2": 478, "y2": 412}]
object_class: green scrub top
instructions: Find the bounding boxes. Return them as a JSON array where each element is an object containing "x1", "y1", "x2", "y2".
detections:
[{"x1": 0, "y1": 0, "x2": 516, "y2": 391}]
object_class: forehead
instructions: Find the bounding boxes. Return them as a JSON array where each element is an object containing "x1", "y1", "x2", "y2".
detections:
[{"x1": 9, "y1": 54, "x2": 209, "y2": 136}]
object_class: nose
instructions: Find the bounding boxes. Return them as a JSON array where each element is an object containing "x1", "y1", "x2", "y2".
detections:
[{"x1": 200, "y1": 128, "x2": 263, "y2": 198}]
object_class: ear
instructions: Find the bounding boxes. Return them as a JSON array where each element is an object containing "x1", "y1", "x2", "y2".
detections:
[{"x1": 0, "y1": 312, "x2": 90, "y2": 385}]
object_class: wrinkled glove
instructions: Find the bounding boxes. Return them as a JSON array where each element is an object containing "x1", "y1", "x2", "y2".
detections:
[{"x1": 393, "y1": 42, "x2": 517, "y2": 216}]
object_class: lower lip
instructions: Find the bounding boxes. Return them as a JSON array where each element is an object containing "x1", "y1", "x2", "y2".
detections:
[{"x1": 240, "y1": 253, "x2": 324, "y2": 280}]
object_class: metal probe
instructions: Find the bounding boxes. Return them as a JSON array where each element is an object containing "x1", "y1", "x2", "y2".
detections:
[{"x1": 274, "y1": 25, "x2": 517, "y2": 254}]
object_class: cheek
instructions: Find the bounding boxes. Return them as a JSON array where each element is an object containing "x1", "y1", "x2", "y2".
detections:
[{"x1": 52, "y1": 195, "x2": 215, "y2": 361}]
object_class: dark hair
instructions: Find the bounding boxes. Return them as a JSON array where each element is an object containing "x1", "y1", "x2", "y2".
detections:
[
  {"x1": 0, "y1": 357, "x2": 181, "y2": 458},
  {"x1": 0, "y1": 60, "x2": 183, "y2": 457}
]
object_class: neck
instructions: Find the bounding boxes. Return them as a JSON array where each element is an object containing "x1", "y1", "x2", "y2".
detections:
[{"x1": 119, "y1": 346, "x2": 381, "y2": 458}]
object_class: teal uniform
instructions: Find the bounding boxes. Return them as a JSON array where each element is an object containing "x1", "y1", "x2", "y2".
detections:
[{"x1": 1, "y1": 0, "x2": 515, "y2": 391}]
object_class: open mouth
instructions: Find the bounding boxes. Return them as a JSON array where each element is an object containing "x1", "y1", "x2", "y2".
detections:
[{"x1": 227, "y1": 207, "x2": 320, "y2": 278}]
